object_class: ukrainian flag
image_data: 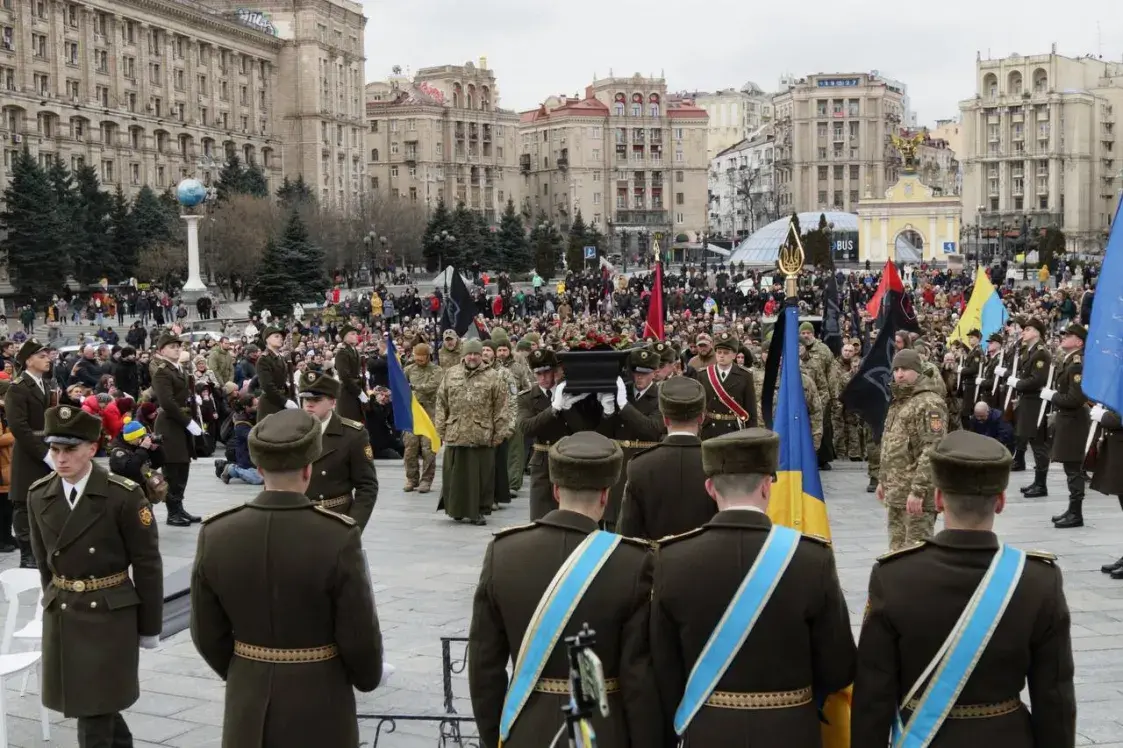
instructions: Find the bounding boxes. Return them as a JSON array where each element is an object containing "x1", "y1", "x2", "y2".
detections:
[
  {"x1": 947, "y1": 266, "x2": 1008, "y2": 346},
  {"x1": 385, "y1": 336, "x2": 441, "y2": 453},
  {"x1": 767, "y1": 302, "x2": 850, "y2": 747}
]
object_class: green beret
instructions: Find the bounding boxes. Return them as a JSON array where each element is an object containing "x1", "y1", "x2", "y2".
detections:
[
  {"x1": 248, "y1": 410, "x2": 323, "y2": 472},
  {"x1": 930, "y1": 430, "x2": 1011, "y2": 496},
  {"x1": 799, "y1": 321, "x2": 815, "y2": 334},
  {"x1": 1062, "y1": 323, "x2": 1087, "y2": 341},
  {"x1": 713, "y1": 331, "x2": 739, "y2": 352},
  {"x1": 262, "y1": 325, "x2": 285, "y2": 341},
  {"x1": 548, "y1": 432, "x2": 623, "y2": 490},
  {"x1": 528, "y1": 348, "x2": 558, "y2": 372},
  {"x1": 154, "y1": 331, "x2": 181, "y2": 351},
  {"x1": 15, "y1": 338, "x2": 46, "y2": 366},
  {"x1": 629, "y1": 348, "x2": 658, "y2": 373},
  {"x1": 297, "y1": 370, "x2": 341, "y2": 400},
  {"x1": 701, "y1": 428, "x2": 780, "y2": 477},
  {"x1": 892, "y1": 349, "x2": 923, "y2": 374},
  {"x1": 1023, "y1": 317, "x2": 1046, "y2": 336},
  {"x1": 44, "y1": 404, "x2": 102, "y2": 445},
  {"x1": 659, "y1": 376, "x2": 706, "y2": 421},
  {"x1": 516, "y1": 339, "x2": 533, "y2": 352},
  {"x1": 462, "y1": 339, "x2": 484, "y2": 355}
]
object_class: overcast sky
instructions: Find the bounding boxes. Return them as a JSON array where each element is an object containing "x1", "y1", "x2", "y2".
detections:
[{"x1": 362, "y1": 0, "x2": 1121, "y2": 127}]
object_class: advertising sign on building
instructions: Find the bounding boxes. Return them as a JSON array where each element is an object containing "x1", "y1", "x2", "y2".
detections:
[{"x1": 234, "y1": 9, "x2": 277, "y2": 36}]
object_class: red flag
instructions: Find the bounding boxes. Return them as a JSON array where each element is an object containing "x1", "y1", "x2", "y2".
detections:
[
  {"x1": 644, "y1": 260, "x2": 665, "y2": 340},
  {"x1": 864, "y1": 260, "x2": 905, "y2": 318}
]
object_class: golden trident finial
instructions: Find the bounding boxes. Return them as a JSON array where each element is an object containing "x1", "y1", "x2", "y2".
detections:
[
  {"x1": 652, "y1": 237, "x2": 661, "y2": 264},
  {"x1": 777, "y1": 219, "x2": 805, "y2": 296}
]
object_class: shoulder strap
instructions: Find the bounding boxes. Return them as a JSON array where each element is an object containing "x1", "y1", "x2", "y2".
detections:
[
  {"x1": 706, "y1": 365, "x2": 750, "y2": 421},
  {"x1": 498, "y1": 530, "x2": 622, "y2": 742},
  {"x1": 673, "y1": 524, "x2": 801, "y2": 736}
]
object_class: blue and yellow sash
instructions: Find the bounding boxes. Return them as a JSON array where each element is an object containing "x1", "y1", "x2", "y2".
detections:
[
  {"x1": 498, "y1": 530, "x2": 622, "y2": 744},
  {"x1": 892, "y1": 543, "x2": 1027, "y2": 748},
  {"x1": 673, "y1": 524, "x2": 801, "y2": 736}
]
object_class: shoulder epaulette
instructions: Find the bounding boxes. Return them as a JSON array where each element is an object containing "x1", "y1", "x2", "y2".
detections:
[
  {"x1": 202, "y1": 504, "x2": 247, "y2": 524},
  {"x1": 654, "y1": 526, "x2": 707, "y2": 546},
  {"x1": 312, "y1": 504, "x2": 356, "y2": 525},
  {"x1": 619, "y1": 535, "x2": 655, "y2": 549},
  {"x1": 28, "y1": 472, "x2": 56, "y2": 493},
  {"x1": 107, "y1": 474, "x2": 140, "y2": 491},
  {"x1": 800, "y1": 532, "x2": 832, "y2": 547},
  {"x1": 876, "y1": 542, "x2": 926, "y2": 563},
  {"x1": 517, "y1": 387, "x2": 533, "y2": 397},
  {"x1": 12, "y1": 375, "x2": 22, "y2": 385},
  {"x1": 340, "y1": 417, "x2": 364, "y2": 431},
  {"x1": 1073, "y1": 355, "x2": 1082, "y2": 365},
  {"x1": 493, "y1": 522, "x2": 536, "y2": 539},
  {"x1": 157, "y1": 362, "x2": 167, "y2": 370},
  {"x1": 1025, "y1": 549, "x2": 1057, "y2": 564}
]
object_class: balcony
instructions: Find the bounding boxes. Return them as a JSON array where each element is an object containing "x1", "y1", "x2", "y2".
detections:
[
  {"x1": 632, "y1": 131, "x2": 645, "y2": 144},
  {"x1": 650, "y1": 130, "x2": 662, "y2": 143},
  {"x1": 557, "y1": 156, "x2": 568, "y2": 170},
  {"x1": 455, "y1": 125, "x2": 465, "y2": 139},
  {"x1": 482, "y1": 125, "x2": 492, "y2": 142},
  {"x1": 519, "y1": 153, "x2": 530, "y2": 173},
  {"x1": 614, "y1": 209, "x2": 670, "y2": 226}
]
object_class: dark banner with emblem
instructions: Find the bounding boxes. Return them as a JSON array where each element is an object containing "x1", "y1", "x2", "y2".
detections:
[
  {"x1": 822, "y1": 273, "x2": 843, "y2": 356},
  {"x1": 441, "y1": 268, "x2": 478, "y2": 337}
]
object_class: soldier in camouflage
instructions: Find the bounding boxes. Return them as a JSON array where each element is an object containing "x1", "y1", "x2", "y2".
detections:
[
  {"x1": 940, "y1": 350, "x2": 962, "y2": 433},
  {"x1": 799, "y1": 322, "x2": 838, "y2": 468},
  {"x1": 403, "y1": 343, "x2": 443, "y2": 493},
  {"x1": 832, "y1": 342, "x2": 863, "y2": 460},
  {"x1": 438, "y1": 329, "x2": 464, "y2": 370},
  {"x1": 754, "y1": 333, "x2": 823, "y2": 449},
  {"x1": 914, "y1": 342, "x2": 947, "y2": 397},
  {"x1": 876, "y1": 349, "x2": 948, "y2": 551},
  {"x1": 482, "y1": 340, "x2": 519, "y2": 509},
  {"x1": 495, "y1": 335, "x2": 532, "y2": 495}
]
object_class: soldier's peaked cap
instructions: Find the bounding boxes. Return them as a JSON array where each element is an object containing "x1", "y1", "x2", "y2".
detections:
[
  {"x1": 929, "y1": 430, "x2": 1012, "y2": 496},
  {"x1": 154, "y1": 331, "x2": 181, "y2": 351},
  {"x1": 1063, "y1": 322, "x2": 1087, "y2": 341},
  {"x1": 15, "y1": 338, "x2": 45, "y2": 365},
  {"x1": 1024, "y1": 317, "x2": 1047, "y2": 336},
  {"x1": 713, "y1": 331, "x2": 739, "y2": 352},
  {"x1": 967, "y1": 328, "x2": 982, "y2": 339},
  {"x1": 987, "y1": 332, "x2": 1004, "y2": 344},
  {"x1": 659, "y1": 376, "x2": 706, "y2": 421},
  {"x1": 43, "y1": 405, "x2": 102, "y2": 445},
  {"x1": 629, "y1": 348, "x2": 658, "y2": 373},
  {"x1": 701, "y1": 428, "x2": 780, "y2": 477},
  {"x1": 261, "y1": 325, "x2": 285, "y2": 341},
  {"x1": 248, "y1": 409, "x2": 323, "y2": 472},
  {"x1": 297, "y1": 370, "x2": 341, "y2": 399},
  {"x1": 528, "y1": 348, "x2": 559, "y2": 372},
  {"x1": 548, "y1": 432, "x2": 623, "y2": 490}
]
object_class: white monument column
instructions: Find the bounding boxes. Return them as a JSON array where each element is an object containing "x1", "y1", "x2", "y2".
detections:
[{"x1": 181, "y1": 213, "x2": 206, "y2": 293}]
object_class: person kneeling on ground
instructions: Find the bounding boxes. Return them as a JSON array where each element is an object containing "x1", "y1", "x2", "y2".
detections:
[{"x1": 215, "y1": 395, "x2": 263, "y2": 485}]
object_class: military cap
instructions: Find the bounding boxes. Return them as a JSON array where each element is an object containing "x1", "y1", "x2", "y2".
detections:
[
  {"x1": 701, "y1": 427, "x2": 780, "y2": 477},
  {"x1": 629, "y1": 348, "x2": 658, "y2": 373},
  {"x1": 515, "y1": 338, "x2": 533, "y2": 352},
  {"x1": 987, "y1": 332, "x2": 1004, "y2": 344},
  {"x1": 249, "y1": 410, "x2": 323, "y2": 472},
  {"x1": 653, "y1": 341, "x2": 676, "y2": 364},
  {"x1": 462, "y1": 339, "x2": 484, "y2": 355},
  {"x1": 967, "y1": 328, "x2": 982, "y2": 339},
  {"x1": 930, "y1": 430, "x2": 1012, "y2": 497},
  {"x1": 548, "y1": 432, "x2": 623, "y2": 490},
  {"x1": 490, "y1": 326, "x2": 509, "y2": 341},
  {"x1": 891, "y1": 349, "x2": 923, "y2": 374},
  {"x1": 339, "y1": 323, "x2": 359, "y2": 338},
  {"x1": 1062, "y1": 322, "x2": 1087, "y2": 341},
  {"x1": 262, "y1": 325, "x2": 285, "y2": 341},
  {"x1": 1007, "y1": 315, "x2": 1024, "y2": 328},
  {"x1": 1023, "y1": 317, "x2": 1046, "y2": 336},
  {"x1": 713, "y1": 331, "x2": 739, "y2": 352},
  {"x1": 493, "y1": 336, "x2": 512, "y2": 350},
  {"x1": 799, "y1": 321, "x2": 815, "y2": 334},
  {"x1": 696, "y1": 333, "x2": 713, "y2": 345},
  {"x1": 154, "y1": 330, "x2": 181, "y2": 351},
  {"x1": 15, "y1": 338, "x2": 46, "y2": 366},
  {"x1": 44, "y1": 404, "x2": 102, "y2": 445},
  {"x1": 442, "y1": 329, "x2": 458, "y2": 340},
  {"x1": 297, "y1": 370, "x2": 341, "y2": 400},
  {"x1": 524, "y1": 332, "x2": 542, "y2": 345},
  {"x1": 528, "y1": 348, "x2": 559, "y2": 373},
  {"x1": 659, "y1": 376, "x2": 706, "y2": 421},
  {"x1": 481, "y1": 339, "x2": 498, "y2": 351}
]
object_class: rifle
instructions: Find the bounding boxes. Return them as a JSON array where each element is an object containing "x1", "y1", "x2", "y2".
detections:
[
  {"x1": 1036, "y1": 362, "x2": 1055, "y2": 429},
  {"x1": 1002, "y1": 349, "x2": 1020, "y2": 411},
  {"x1": 991, "y1": 349, "x2": 1004, "y2": 396}
]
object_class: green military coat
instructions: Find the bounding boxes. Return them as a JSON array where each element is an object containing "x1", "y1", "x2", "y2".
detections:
[
  {"x1": 151, "y1": 356, "x2": 196, "y2": 463},
  {"x1": 518, "y1": 387, "x2": 596, "y2": 521},
  {"x1": 304, "y1": 414, "x2": 379, "y2": 530},
  {"x1": 5, "y1": 373, "x2": 54, "y2": 529},
  {"x1": 595, "y1": 384, "x2": 666, "y2": 528},
  {"x1": 333, "y1": 344, "x2": 365, "y2": 422},
  {"x1": 256, "y1": 349, "x2": 293, "y2": 421}
]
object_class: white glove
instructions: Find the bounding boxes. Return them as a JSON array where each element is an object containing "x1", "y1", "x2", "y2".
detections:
[
  {"x1": 615, "y1": 377, "x2": 627, "y2": 410},
  {"x1": 551, "y1": 381, "x2": 568, "y2": 412},
  {"x1": 1040, "y1": 388, "x2": 1056, "y2": 402},
  {"x1": 284, "y1": 399, "x2": 298, "y2": 410},
  {"x1": 359, "y1": 392, "x2": 369, "y2": 404},
  {"x1": 186, "y1": 420, "x2": 203, "y2": 437},
  {"x1": 1090, "y1": 404, "x2": 1107, "y2": 423},
  {"x1": 1005, "y1": 375, "x2": 1018, "y2": 389},
  {"x1": 139, "y1": 635, "x2": 160, "y2": 650},
  {"x1": 194, "y1": 395, "x2": 203, "y2": 404},
  {"x1": 598, "y1": 392, "x2": 616, "y2": 415},
  {"x1": 562, "y1": 392, "x2": 590, "y2": 410},
  {"x1": 995, "y1": 366, "x2": 1008, "y2": 377},
  {"x1": 974, "y1": 376, "x2": 984, "y2": 385},
  {"x1": 43, "y1": 452, "x2": 56, "y2": 471},
  {"x1": 381, "y1": 662, "x2": 397, "y2": 686}
]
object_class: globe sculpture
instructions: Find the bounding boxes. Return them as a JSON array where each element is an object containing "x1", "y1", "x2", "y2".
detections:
[{"x1": 176, "y1": 178, "x2": 208, "y2": 208}]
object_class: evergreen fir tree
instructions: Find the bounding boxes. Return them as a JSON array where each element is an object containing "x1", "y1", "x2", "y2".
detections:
[
  {"x1": 241, "y1": 163, "x2": 269, "y2": 198},
  {"x1": 566, "y1": 210, "x2": 589, "y2": 271},
  {"x1": 801, "y1": 212, "x2": 833, "y2": 269},
  {"x1": 530, "y1": 213, "x2": 562, "y2": 280},
  {"x1": 72, "y1": 164, "x2": 113, "y2": 283},
  {"x1": 215, "y1": 154, "x2": 245, "y2": 203},
  {"x1": 476, "y1": 211, "x2": 501, "y2": 270},
  {"x1": 584, "y1": 220, "x2": 605, "y2": 262},
  {"x1": 0, "y1": 150, "x2": 70, "y2": 297},
  {"x1": 105, "y1": 186, "x2": 139, "y2": 280},
  {"x1": 279, "y1": 209, "x2": 328, "y2": 302},
  {"x1": 250, "y1": 237, "x2": 298, "y2": 317},
  {"x1": 276, "y1": 175, "x2": 315, "y2": 207},
  {"x1": 421, "y1": 198, "x2": 455, "y2": 271},
  {"x1": 452, "y1": 202, "x2": 482, "y2": 269},
  {"x1": 132, "y1": 185, "x2": 176, "y2": 249},
  {"x1": 46, "y1": 159, "x2": 78, "y2": 277},
  {"x1": 496, "y1": 199, "x2": 531, "y2": 272}
]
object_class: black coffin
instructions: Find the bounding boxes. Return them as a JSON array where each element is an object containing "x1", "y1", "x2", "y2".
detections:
[{"x1": 557, "y1": 350, "x2": 630, "y2": 394}]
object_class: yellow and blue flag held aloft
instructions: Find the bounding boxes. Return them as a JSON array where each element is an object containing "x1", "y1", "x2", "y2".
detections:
[
  {"x1": 767, "y1": 302, "x2": 850, "y2": 747},
  {"x1": 947, "y1": 266, "x2": 1008, "y2": 347},
  {"x1": 1085, "y1": 199, "x2": 1123, "y2": 414},
  {"x1": 385, "y1": 335, "x2": 441, "y2": 453}
]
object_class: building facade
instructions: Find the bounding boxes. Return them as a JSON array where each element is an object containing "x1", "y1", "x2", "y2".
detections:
[
  {"x1": 364, "y1": 59, "x2": 520, "y2": 222},
  {"x1": 916, "y1": 134, "x2": 960, "y2": 196},
  {"x1": 0, "y1": 0, "x2": 366, "y2": 208},
  {"x1": 772, "y1": 71, "x2": 907, "y2": 215},
  {"x1": 959, "y1": 49, "x2": 1123, "y2": 252},
  {"x1": 689, "y1": 82, "x2": 772, "y2": 160},
  {"x1": 708, "y1": 129, "x2": 776, "y2": 241},
  {"x1": 518, "y1": 74, "x2": 709, "y2": 257}
]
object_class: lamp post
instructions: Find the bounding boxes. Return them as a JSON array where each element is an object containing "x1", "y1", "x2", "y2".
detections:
[{"x1": 537, "y1": 221, "x2": 552, "y2": 275}]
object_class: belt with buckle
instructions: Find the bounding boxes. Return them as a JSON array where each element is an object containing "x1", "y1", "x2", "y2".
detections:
[
  {"x1": 534, "y1": 677, "x2": 619, "y2": 695},
  {"x1": 704, "y1": 411, "x2": 742, "y2": 422},
  {"x1": 532, "y1": 443, "x2": 553, "y2": 453},
  {"x1": 315, "y1": 495, "x2": 351, "y2": 510},
  {"x1": 233, "y1": 641, "x2": 339, "y2": 664},
  {"x1": 704, "y1": 686, "x2": 813, "y2": 710},
  {"x1": 51, "y1": 571, "x2": 129, "y2": 593},
  {"x1": 615, "y1": 440, "x2": 660, "y2": 449},
  {"x1": 904, "y1": 697, "x2": 1022, "y2": 719}
]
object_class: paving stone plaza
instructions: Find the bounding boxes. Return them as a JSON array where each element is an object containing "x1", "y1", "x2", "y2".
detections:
[{"x1": 1, "y1": 459, "x2": 1122, "y2": 747}]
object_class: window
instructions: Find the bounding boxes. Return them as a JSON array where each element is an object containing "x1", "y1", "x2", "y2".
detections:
[
  {"x1": 592, "y1": 149, "x2": 600, "y2": 160},
  {"x1": 241, "y1": 56, "x2": 249, "y2": 75},
  {"x1": 65, "y1": 41, "x2": 79, "y2": 66},
  {"x1": 199, "y1": 75, "x2": 207, "y2": 94},
  {"x1": 435, "y1": 142, "x2": 442, "y2": 156},
  {"x1": 240, "y1": 85, "x2": 247, "y2": 105},
  {"x1": 123, "y1": 21, "x2": 135, "y2": 45},
  {"x1": 1, "y1": 26, "x2": 12, "y2": 51},
  {"x1": 593, "y1": 172, "x2": 600, "y2": 182},
  {"x1": 673, "y1": 128, "x2": 684, "y2": 140},
  {"x1": 389, "y1": 119, "x2": 399, "y2": 132},
  {"x1": 130, "y1": 163, "x2": 140, "y2": 185},
  {"x1": 818, "y1": 165, "x2": 828, "y2": 180},
  {"x1": 150, "y1": 63, "x2": 161, "y2": 84},
  {"x1": 66, "y1": 78, "x2": 78, "y2": 98},
  {"x1": 408, "y1": 167, "x2": 416, "y2": 178},
  {"x1": 390, "y1": 142, "x2": 399, "y2": 155},
  {"x1": 175, "y1": 69, "x2": 185, "y2": 90},
  {"x1": 409, "y1": 186, "x2": 417, "y2": 201},
  {"x1": 32, "y1": 34, "x2": 47, "y2": 58},
  {"x1": 408, "y1": 118, "x2": 416, "y2": 131},
  {"x1": 126, "y1": 92, "x2": 136, "y2": 112},
  {"x1": 850, "y1": 190, "x2": 859, "y2": 203},
  {"x1": 67, "y1": 4, "x2": 77, "y2": 27},
  {"x1": 833, "y1": 165, "x2": 843, "y2": 179},
  {"x1": 95, "y1": 85, "x2": 108, "y2": 106},
  {"x1": 371, "y1": 120, "x2": 379, "y2": 133},
  {"x1": 220, "y1": 81, "x2": 228, "y2": 100},
  {"x1": 220, "y1": 112, "x2": 227, "y2": 129},
  {"x1": 152, "y1": 98, "x2": 161, "y2": 116},
  {"x1": 676, "y1": 170, "x2": 684, "y2": 183},
  {"x1": 157, "y1": 165, "x2": 165, "y2": 186},
  {"x1": 371, "y1": 176, "x2": 379, "y2": 190},
  {"x1": 676, "y1": 212, "x2": 684, "y2": 224},
  {"x1": 123, "y1": 56, "x2": 135, "y2": 79},
  {"x1": 371, "y1": 148, "x2": 379, "y2": 161},
  {"x1": 593, "y1": 192, "x2": 601, "y2": 205},
  {"x1": 850, "y1": 165, "x2": 859, "y2": 180},
  {"x1": 102, "y1": 159, "x2": 114, "y2": 183},
  {"x1": 674, "y1": 150, "x2": 683, "y2": 162},
  {"x1": 675, "y1": 192, "x2": 684, "y2": 205},
  {"x1": 818, "y1": 190, "x2": 827, "y2": 204},
  {"x1": 390, "y1": 166, "x2": 398, "y2": 177}
]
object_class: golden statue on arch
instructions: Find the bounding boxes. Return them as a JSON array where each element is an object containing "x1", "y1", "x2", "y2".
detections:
[{"x1": 890, "y1": 130, "x2": 926, "y2": 173}]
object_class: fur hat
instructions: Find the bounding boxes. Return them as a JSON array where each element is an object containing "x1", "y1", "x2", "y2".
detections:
[
  {"x1": 658, "y1": 376, "x2": 706, "y2": 421},
  {"x1": 930, "y1": 430, "x2": 1012, "y2": 496},
  {"x1": 297, "y1": 370, "x2": 341, "y2": 400},
  {"x1": 701, "y1": 428, "x2": 780, "y2": 477},
  {"x1": 1023, "y1": 317, "x2": 1046, "y2": 336},
  {"x1": 44, "y1": 405, "x2": 102, "y2": 445},
  {"x1": 248, "y1": 409, "x2": 323, "y2": 472},
  {"x1": 548, "y1": 432, "x2": 623, "y2": 490}
]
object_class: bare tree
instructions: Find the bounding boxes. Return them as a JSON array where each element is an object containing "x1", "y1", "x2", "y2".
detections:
[
  {"x1": 360, "y1": 194, "x2": 428, "y2": 267},
  {"x1": 137, "y1": 241, "x2": 187, "y2": 288},
  {"x1": 205, "y1": 194, "x2": 277, "y2": 295}
]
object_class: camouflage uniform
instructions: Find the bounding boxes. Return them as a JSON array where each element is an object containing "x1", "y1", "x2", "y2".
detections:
[
  {"x1": 832, "y1": 357, "x2": 863, "y2": 459},
  {"x1": 500, "y1": 356, "x2": 533, "y2": 494},
  {"x1": 921, "y1": 361, "x2": 947, "y2": 397},
  {"x1": 403, "y1": 361, "x2": 443, "y2": 491},
  {"x1": 489, "y1": 360, "x2": 520, "y2": 506},
  {"x1": 751, "y1": 364, "x2": 823, "y2": 450},
  {"x1": 879, "y1": 376, "x2": 947, "y2": 551},
  {"x1": 940, "y1": 366, "x2": 961, "y2": 433},
  {"x1": 800, "y1": 344, "x2": 831, "y2": 411},
  {"x1": 435, "y1": 362, "x2": 508, "y2": 522},
  {"x1": 438, "y1": 340, "x2": 464, "y2": 370}
]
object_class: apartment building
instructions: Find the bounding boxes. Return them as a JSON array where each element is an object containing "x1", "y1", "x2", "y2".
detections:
[
  {"x1": 916, "y1": 134, "x2": 960, "y2": 196},
  {"x1": 518, "y1": 75, "x2": 709, "y2": 255},
  {"x1": 689, "y1": 81, "x2": 773, "y2": 159},
  {"x1": 959, "y1": 49, "x2": 1123, "y2": 251},
  {"x1": 772, "y1": 71, "x2": 907, "y2": 214},
  {"x1": 708, "y1": 129, "x2": 777, "y2": 240},
  {"x1": 364, "y1": 59, "x2": 520, "y2": 222},
  {"x1": 0, "y1": 0, "x2": 365, "y2": 208}
]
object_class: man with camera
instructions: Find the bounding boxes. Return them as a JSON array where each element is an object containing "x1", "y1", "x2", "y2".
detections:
[{"x1": 108, "y1": 420, "x2": 168, "y2": 503}]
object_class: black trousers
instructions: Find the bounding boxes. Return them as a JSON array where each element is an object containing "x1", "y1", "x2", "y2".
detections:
[
  {"x1": 77, "y1": 713, "x2": 133, "y2": 748},
  {"x1": 1017, "y1": 426, "x2": 1051, "y2": 475},
  {"x1": 1063, "y1": 461, "x2": 1085, "y2": 500},
  {"x1": 0, "y1": 491, "x2": 14, "y2": 543},
  {"x1": 493, "y1": 439, "x2": 510, "y2": 505},
  {"x1": 163, "y1": 462, "x2": 190, "y2": 510}
]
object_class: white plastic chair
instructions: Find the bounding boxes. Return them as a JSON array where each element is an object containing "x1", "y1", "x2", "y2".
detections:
[{"x1": 0, "y1": 569, "x2": 50, "y2": 742}]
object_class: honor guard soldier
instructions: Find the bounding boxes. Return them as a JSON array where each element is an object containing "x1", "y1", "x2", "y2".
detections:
[
  {"x1": 595, "y1": 347, "x2": 666, "y2": 531},
  {"x1": 852, "y1": 430, "x2": 1076, "y2": 748},
  {"x1": 256, "y1": 325, "x2": 297, "y2": 421},
  {"x1": 150, "y1": 332, "x2": 203, "y2": 527},
  {"x1": 1004, "y1": 317, "x2": 1052, "y2": 497},
  {"x1": 652, "y1": 341, "x2": 677, "y2": 382},
  {"x1": 333, "y1": 324, "x2": 367, "y2": 422},
  {"x1": 694, "y1": 331, "x2": 757, "y2": 441},
  {"x1": 6, "y1": 338, "x2": 58, "y2": 567},
  {"x1": 467, "y1": 432, "x2": 662, "y2": 748},
  {"x1": 1089, "y1": 403, "x2": 1123, "y2": 577},
  {"x1": 617, "y1": 376, "x2": 715, "y2": 541},
  {"x1": 976, "y1": 333, "x2": 1006, "y2": 409},
  {"x1": 650, "y1": 428, "x2": 855, "y2": 746},
  {"x1": 191, "y1": 409, "x2": 384, "y2": 748},
  {"x1": 959, "y1": 329, "x2": 984, "y2": 428},
  {"x1": 519, "y1": 349, "x2": 597, "y2": 521},
  {"x1": 28, "y1": 405, "x2": 163, "y2": 747},
  {"x1": 1043, "y1": 323, "x2": 1091, "y2": 529},
  {"x1": 297, "y1": 371, "x2": 378, "y2": 530}
]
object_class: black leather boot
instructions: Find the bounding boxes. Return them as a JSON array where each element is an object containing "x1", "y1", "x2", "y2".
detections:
[
  {"x1": 17, "y1": 540, "x2": 35, "y2": 569},
  {"x1": 1023, "y1": 472, "x2": 1048, "y2": 498},
  {"x1": 1011, "y1": 448, "x2": 1026, "y2": 472},
  {"x1": 866, "y1": 477, "x2": 878, "y2": 493},
  {"x1": 1053, "y1": 499, "x2": 1084, "y2": 529},
  {"x1": 1101, "y1": 557, "x2": 1123, "y2": 574},
  {"x1": 166, "y1": 501, "x2": 191, "y2": 527}
]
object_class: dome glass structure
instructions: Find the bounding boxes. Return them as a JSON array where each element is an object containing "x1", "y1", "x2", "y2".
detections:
[{"x1": 729, "y1": 212, "x2": 859, "y2": 265}]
